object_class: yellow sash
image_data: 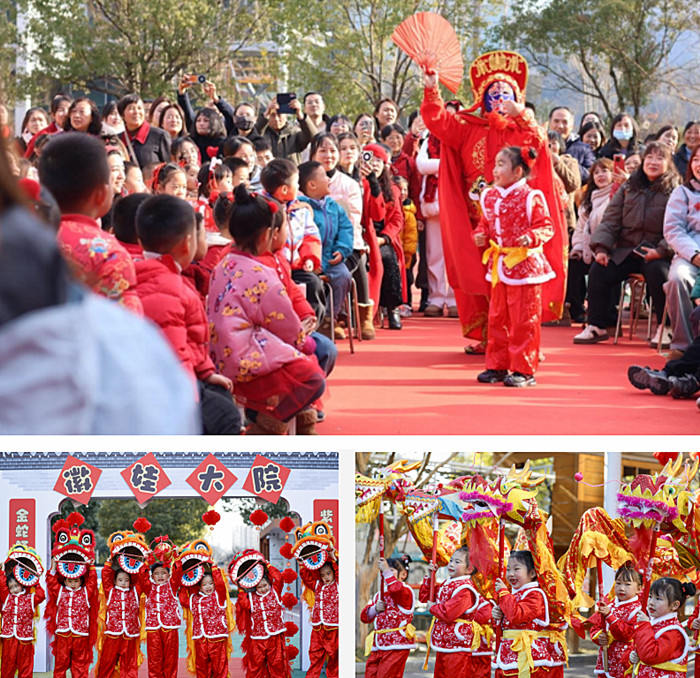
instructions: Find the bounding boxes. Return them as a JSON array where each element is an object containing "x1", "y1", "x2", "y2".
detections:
[
  {"x1": 364, "y1": 623, "x2": 416, "y2": 656},
  {"x1": 630, "y1": 661, "x2": 686, "y2": 677},
  {"x1": 423, "y1": 617, "x2": 494, "y2": 670},
  {"x1": 503, "y1": 629, "x2": 569, "y2": 678},
  {"x1": 482, "y1": 240, "x2": 542, "y2": 286}
]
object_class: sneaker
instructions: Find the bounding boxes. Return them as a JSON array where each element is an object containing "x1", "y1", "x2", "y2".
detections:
[
  {"x1": 627, "y1": 365, "x2": 670, "y2": 395},
  {"x1": 398, "y1": 304, "x2": 413, "y2": 318},
  {"x1": 477, "y1": 369, "x2": 508, "y2": 383},
  {"x1": 504, "y1": 372, "x2": 537, "y2": 387},
  {"x1": 650, "y1": 325, "x2": 672, "y2": 348},
  {"x1": 573, "y1": 325, "x2": 609, "y2": 344},
  {"x1": 424, "y1": 304, "x2": 443, "y2": 317},
  {"x1": 447, "y1": 305, "x2": 459, "y2": 318},
  {"x1": 669, "y1": 375, "x2": 700, "y2": 399}
]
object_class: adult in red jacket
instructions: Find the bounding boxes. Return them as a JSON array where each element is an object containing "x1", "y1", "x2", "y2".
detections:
[{"x1": 421, "y1": 51, "x2": 567, "y2": 350}]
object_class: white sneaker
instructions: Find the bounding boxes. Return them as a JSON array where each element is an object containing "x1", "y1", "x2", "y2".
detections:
[
  {"x1": 573, "y1": 324, "x2": 609, "y2": 344},
  {"x1": 650, "y1": 326, "x2": 672, "y2": 347}
]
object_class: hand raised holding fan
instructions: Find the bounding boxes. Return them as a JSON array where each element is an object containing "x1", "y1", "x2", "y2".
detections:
[{"x1": 392, "y1": 12, "x2": 464, "y2": 93}]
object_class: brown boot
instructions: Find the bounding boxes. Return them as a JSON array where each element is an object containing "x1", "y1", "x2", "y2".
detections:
[
  {"x1": 245, "y1": 412, "x2": 289, "y2": 435},
  {"x1": 295, "y1": 408, "x2": 318, "y2": 435},
  {"x1": 358, "y1": 302, "x2": 376, "y2": 340}
]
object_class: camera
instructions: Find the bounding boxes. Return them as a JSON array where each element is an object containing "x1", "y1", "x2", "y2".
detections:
[
  {"x1": 361, "y1": 150, "x2": 373, "y2": 164},
  {"x1": 185, "y1": 74, "x2": 207, "y2": 85},
  {"x1": 276, "y1": 92, "x2": 297, "y2": 115}
]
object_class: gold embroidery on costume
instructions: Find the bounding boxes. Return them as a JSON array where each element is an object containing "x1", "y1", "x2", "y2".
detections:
[{"x1": 472, "y1": 137, "x2": 486, "y2": 172}]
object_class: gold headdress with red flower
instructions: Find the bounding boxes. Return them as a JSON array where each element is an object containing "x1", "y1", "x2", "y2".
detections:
[{"x1": 468, "y1": 50, "x2": 528, "y2": 107}]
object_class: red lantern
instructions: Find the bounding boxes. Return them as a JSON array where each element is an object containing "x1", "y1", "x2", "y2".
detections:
[
  {"x1": 250, "y1": 509, "x2": 269, "y2": 527},
  {"x1": 281, "y1": 568, "x2": 297, "y2": 584},
  {"x1": 285, "y1": 645, "x2": 299, "y2": 660},
  {"x1": 279, "y1": 517, "x2": 296, "y2": 533},
  {"x1": 133, "y1": 517, "x2": 152, "y2": 533},
  {"x1": 284, "y1": 621, "x2": 299, "y2": 637},
  {"x1": 653, "y1": 452, "x2": 679, "y2": 465},
  {"x1": 279, "y1": 543, "x2": 293, "y2": 560},
  {"x1": 281, "y1": 592, "x2": 298, "y2": 609},
  {"x1": 202, "y1": 510, "x2": 221, "y2": 527}
]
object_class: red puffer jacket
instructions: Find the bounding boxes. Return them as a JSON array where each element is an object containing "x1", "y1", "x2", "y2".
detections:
[{"x1": 134, "y1": 255, "x2": 215, "y2": 381}]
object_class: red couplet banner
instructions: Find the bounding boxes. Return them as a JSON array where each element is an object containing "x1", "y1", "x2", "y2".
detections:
[
  {"x1": 8, "y1": 498, "x2": 35, "y2": 550},
  {"x1": 313, "y1": 499, "x2": 339, "y2": 550}
]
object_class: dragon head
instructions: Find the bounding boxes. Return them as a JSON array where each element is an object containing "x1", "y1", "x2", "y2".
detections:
[
  {"x1": 52, "y1": 512, "x2": 95, "y2": 579},
  {"x1": 291, "y1": 521, "x2": 337, "y2": 570},
  {"x1": 460, "y1": 463, "x2": 544, "y2": 526},
  {"x1": 178, "y1": 539, "x2": 214, "y2": 587},
  {"x1": 5, "y1": 545, "x2": 44, "y2": 587},
  {"x1": 355, "y1": 459, "x2": 420, "y2": 524},
  {"x1": 617, "y1": 455, "x2": 698, "y2": 530},
  {"x1": 107, "y1": 531, "x2": 150, "y2": 575},
  {"x1": 228, "y1": 549, "x2": 268, "y2": 589}
]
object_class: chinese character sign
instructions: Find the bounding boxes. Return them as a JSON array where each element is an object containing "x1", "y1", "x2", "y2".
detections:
[
  {"x1": 54, "y1": 456, "x2": 102, "y2": 505},
  {"x1": 313, "y1": 499, "x2": 339, "y2": 549},
  {"x1": 186, "y1": 454, "x2": 238, "y2": 505},
  {"x1": 8, "y1": 499, "x2": 35, "y2": 550},
  {"x1": 121, "y1": 453, "x2": 171, "y2": 505},
  {"x1": 242, "y1": 455, "x2": 290, "y2": 504}
]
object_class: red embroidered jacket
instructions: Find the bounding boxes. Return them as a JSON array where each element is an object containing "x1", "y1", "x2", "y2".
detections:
[{"x1": 0, "y1": 573, "x2": 45, "y2": 641}]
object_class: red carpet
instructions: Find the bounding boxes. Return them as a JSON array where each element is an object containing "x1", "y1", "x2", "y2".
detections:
[{"x1": 321, "y1": 315, "x2": 699, "y2": 435}]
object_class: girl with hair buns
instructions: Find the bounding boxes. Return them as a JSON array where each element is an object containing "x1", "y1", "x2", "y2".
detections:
[
  {"x1": 473, "y1": 146, "x2": 556, "y2": 388},
  {"x1": 206, "y1": 184, "x2": 326, "y2": 435},
  {"x1": 361, "y1": 555, "x2": 415, "y2": 678}
]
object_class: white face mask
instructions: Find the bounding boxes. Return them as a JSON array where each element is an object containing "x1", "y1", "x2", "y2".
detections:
[{"x1": 22, "y1": 130, "x2": 34, "y2": 143}]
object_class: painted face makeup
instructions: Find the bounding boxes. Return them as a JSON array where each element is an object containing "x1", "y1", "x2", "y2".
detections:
[{"x1": 484, "y1": 81, "x2": 515, "y2": 114}]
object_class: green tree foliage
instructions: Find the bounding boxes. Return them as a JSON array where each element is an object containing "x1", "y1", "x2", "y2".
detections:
[
  {"x1": 272, "y1": 0, "x2": 492, "y2": 116},
  {"x1": 495, "y1": 0, "x2": 700, "y2": 118},
  {"x1": 0, "y1": 0, "x2": 21, "y2": 105},
  {"x1": 18, "y1": 0, "x2": 266, "y2": 99},
  {"x1": 225, "y1": 496, "x2": 292, "y2": 524}
]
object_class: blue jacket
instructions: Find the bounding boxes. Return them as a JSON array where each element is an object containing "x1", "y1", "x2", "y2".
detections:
[
  {"x1": 565, "y1": 136, "x2": 596, "y2": 183},
  {"x1": 298, "y1": 195, "x2": 354, "y2": 270}
]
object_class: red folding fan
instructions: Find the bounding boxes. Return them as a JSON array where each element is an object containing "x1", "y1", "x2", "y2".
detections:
[{"x1": 391, "y1": 12, "x2": 464, "y2": 93}]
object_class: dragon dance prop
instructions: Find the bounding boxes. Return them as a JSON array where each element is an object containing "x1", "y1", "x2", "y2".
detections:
[
  {"x1": 291, "y1": 520, "x2": 338, "y2": 612},
  {"x1": 5, "y1": 544, "x2": 44, "y2": 587},
  {"x1": 51, "y1": 511, "x2": 95, "y2": 579}
]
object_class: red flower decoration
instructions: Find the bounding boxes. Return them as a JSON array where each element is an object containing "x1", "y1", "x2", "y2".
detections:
[
  {"x1": 653, "y1": 452, "x2": 679, "y2": 465},
  {"x1": 133, "y1": 517, "x2": 152, "y2": 533},
  {"x1": 281, "y1": 568, "x2": 297, "y2": 584},
  {"x1": 249, "y1": 509, "x2": 269, "y2": 527},
  {"x1": 574, "y1": 472, "x2": 583, "y2": 482},
  {"x1": 285, "y1": 645, "x2": 299, "y2": 660},
  {"x1": 279, "y1": 543, "x2": 294, "y2": 560},
  {"x1": 67, "y1": 511, "x2": 85, "y2": 526},
  {"x1": 279, "y1": 517, "x2": 296, "y2": 533},
  {"x1": 202, "y1": 510, "x2": 221, "y2": 526},
  {"x1": 281, "y1": 592, "x2": 298, "y2": 609},
  {"x1": 284, "y1": 621, "x2": 299, "y2": 637}
]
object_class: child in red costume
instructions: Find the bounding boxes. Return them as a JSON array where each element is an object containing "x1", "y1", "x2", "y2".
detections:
[
  {"x1": 420, "y1": 546, "x2": 493, "y2": 678},
  {"x1": 361, "y1": 555, "x2": 416, "y2": 678},
  {"x1": 589, "y1": 565, "x2": 642, "y2": 678},
  {"x1": 685, "y1": 585, "x2": 700, "y2": 678},
  {"x1": 300, "y1": 561, "x2": 338, "y2": 678},
  {"x1": 473, "y1": 146, "x2": 555, "y2": 387},
  {"x1": 96, "y1": 566, "x2": 143, "y2": 678},
  {"x1": 180, "y1": 568, "x2": 232, "y2": 678},
  {"x1": 492, "y1": 550, "x2": 566, "y2": 678},
  {"x1": 0, "y1": 572, "x2": 46, "y2": 678},
  {"x1": 140, "y1": 547, "x2": 183, "y2": 678},
  {"x1": 630, "y1": 578, "x2": 693, "y2": 678},
  {"x1": 235, "y1": 568, "x2": 290, "y2": 678},
  {"x1": 46, "y1": 558, "x2": 99, "y2": 678}
]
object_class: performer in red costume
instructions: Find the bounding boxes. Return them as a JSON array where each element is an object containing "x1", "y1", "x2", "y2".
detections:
[
  {"x1": 419, "y1": 547, "x2": 493, "y2": 678},
  {"x1": 492, "y1": 550, "x2": 566, "y2": 678},
  {"x1": 0, "y1": 567, "x2": 46, "y2": 678},
  {"x1": 361, "y1": 556, "x2": 416, "y2": 678},
  {"x1": 180, "y1": 568, "x2": 232, "y2": 678},
  {"x1": 421, "y1": 52, "x2": 567, "y2": 351},
  {"x1": 96, "y1": 566, "x2": 143, "y2": 678},
  {"x1": 300, "y1": 561, "x2": 338, "y2": 678},
  {"x1": 588, "y1": 565, "x2": 642, "y2": 678},
  {"x1": 140, "y1": 538, "x2": 183, "y2": 678}
]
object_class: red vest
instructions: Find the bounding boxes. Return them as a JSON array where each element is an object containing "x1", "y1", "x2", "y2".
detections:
[
  {"x1": 480, "y1": 180, "x2": 555, "y2": 285},
  {"x1": 1, "y1": 591, "x2": 36, "y2": 640},
  {"x1": 311, "y1": 581, "x2": 338, "y2": 627},
  {"x1": 145, "y1": 581, "x2": 182, "y2": 630},
  {"x1": 191, "y1": 591, "x2": 228, "y2": 639},
  {"x1": 56, "y1": 586, "x2": 90, "y2": 636},
  {"x1": 249, "y1": 589, "x2": 285, "y2": 639},
  {"x1": 494, "y1": 583, "x2": 565, "y2": 671},
  {"x1": 594, "y1": 596, "x2": 641, "y2": 677},
  {"x1": 431, "y1": 576, "x2": 481, "y2": 652},
  {"x1": 637, "y1": 615, "x2": 689, "y2": 678},
  {"x1": 105, "y1": 586, "x2": 141, "y2": 637},
  {"x1": 369, "y1": 584, "x2": 415, "y2": 651}
]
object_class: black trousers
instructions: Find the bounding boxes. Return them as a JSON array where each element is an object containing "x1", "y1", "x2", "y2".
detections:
[
  {"x1": 379, "y1": 243, "x2": 404, "y2": 308},
  {"x1": 665, "y1": 333, "x2": 700, "y2": 379},
  {"x1": 587, "y1": 255, "x2": 669, "y2": 329},
  {"x1": 291, "y1": 269, "x2": 327, "y2": 326},
  {"x1": 198, "y1": 381, "x2": 241, "y2": 435},
  {"x1": 566, "y1": 257, "x2": 591, "y2": 320}
]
